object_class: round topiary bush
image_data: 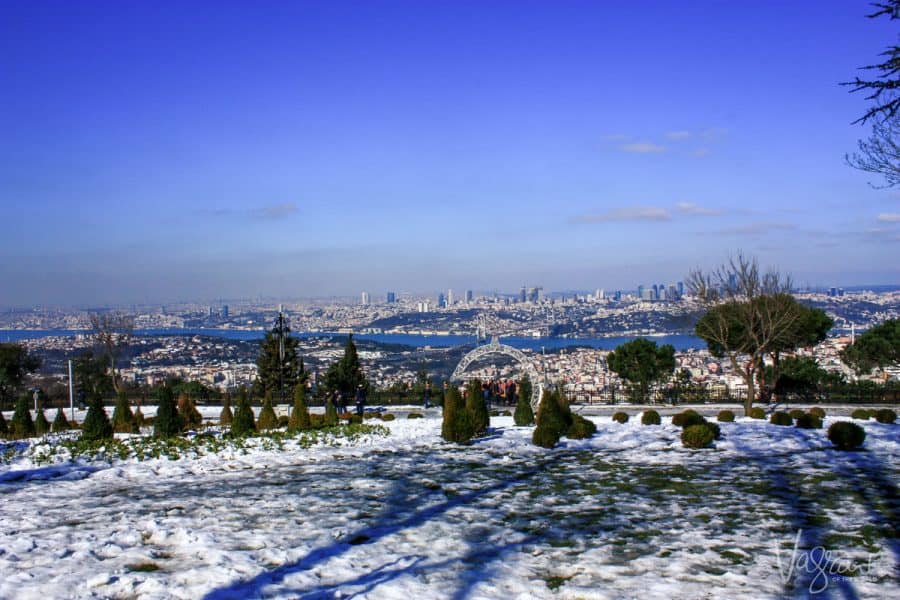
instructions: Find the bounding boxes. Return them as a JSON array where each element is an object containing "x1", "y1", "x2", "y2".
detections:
[
  {"x1": 717, "y1": 410, "x2": 735, "y2": 423},
  {"x1": 809, "y1": 407, "x2": 826, "y2": 419},
  {"x1": 851, "y1": 408, "x2": 871, "y2": 420},
  {"x1": 407, "y1": 412, "x2": 424, "y2": 419},
  {"x1": 770, "y1": 411, "x2": 793, "y2": 426},
  {"x1": 612, "y1": 412, "x2": 629, "y2": 424},
  {"x1": 641, "y1": 410, "x2": 661, "y2": 425},
  {"x1": 380, "y1": 413, "x2": 396, "y2": 421},
  {"x1": 567, "y1": 414, "x2": 597, "y2": 439},
  {"x1": 874, "y1": 409, "x2": 897, "y2": 424},
  {"x1": 682, "y1": 424, "x2": 715, "y2": 449},
  {"x1": 788, "y1": 409, "x2": 805, "y2": 420},
  {"x1": 703, "y1": 421, "x2": 722, "y2": 440},
  {"x1": 795, "y1": 413, "x2": 823, "y2": 429},
  {"x1": 828, "y1": 421, "x2": 866, "y2": 450},
  {"x1": 673, "y1": 409, "x2": 704, "y2": 428},
  {"x1": 749, "y1": 407, "x2": 766, "y2": 419}
]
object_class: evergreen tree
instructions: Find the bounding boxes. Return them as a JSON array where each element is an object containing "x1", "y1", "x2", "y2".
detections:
[
  {"x1": 219, "y1": 394, "x2": 233, "y2": 426},
  {"x1": 231, "y1": 388, "x2": 256, "y2": 436},
  {"x1": 0, "y1": 409, "x2": 8, "y2": 436},
  {"x1": 532, "y1": 389, "x2": 569, "y2": 449},
  {"x1": 154, "y1": 386, "x2": 183, "y2": 438},
  {"x1": 255, "y1": 316, "x2": 306, "y2": 399},
  {"x1": 288, "y1": 383, "x2": 311, "y2": 431},
  {"x1": 111, "y1": 391, "x2": 135, "y2": 433},
  {"x1": 513, "y1": 376, "x2": 535, "y2": 426},
  {"x1": 257, "y1": 391, "x2": 279, "y2": 430},
  {"x1": 441, "y1": 385, "x2": 475, "y2": 443},
  {"x1": 82, "y1": 393, "x2": 113, "y2": 441},
  {"x1": 52, "y1": 407, "x2": 70, "y2": 432},
  {"x1": 323, "y1": 335, "x2": 368, "y2": 398},
  {"x1": 323, "y1": 398, "x2": 339, "y2": 427},
  {"x1": 464, "y1": 378, "x2": 490, "y2": 434},
  {"x1": 34, "y1": 407, "x2": 50, "y2": 435},
  {"x1": 177, "y1": 393, "x2": 202, "y2": 430},
  {"x1": 133, "y1": 405, "x2": 145, "y2": 428},
  {"x1": 11, "y1": 393, "x2": 36, "y2": 438}
]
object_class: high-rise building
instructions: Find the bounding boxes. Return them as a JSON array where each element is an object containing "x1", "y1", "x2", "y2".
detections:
[
  {"x1": 829, "y1": 287, "x2": 837, "y2": 297},
  {"x1": 361, "y1": 292, "x2": 370, "y2": 305},
  {"x1": 222, "y1": 304, "x2": 229, "y2": 318},
  {"x1": 447, "y1": 289, "x2": 454, "y2": 306},
  {"x1": 386, "y1": 291, "x2": 396, "y2": 304},
  {"x1": 668, "y1": 284, "x2": 677, "y2": 301},
  {"x1": 677, "y1": 281, "x2": 684, "y2": 298},
  {"x1": 520, "y1": 286, "x2": 527, "y2": 303},
  {"x1": 637, "y1": 285, "x2": 645, "y2": 300},
  {"x1": 465, "y1": 289, "x2": 473, "y2": 303},
  {"x1": 437, "y1": 292, "x2": 446, "y2": 308}
]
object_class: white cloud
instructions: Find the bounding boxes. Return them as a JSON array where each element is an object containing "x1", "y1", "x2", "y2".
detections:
[
  {"x1": 675, "y1": 202, "x2": 723, "y2": 216},
  {"x1": 666, "y1": 130, "x2": 691, "y2": 140},
  {"x1": 876, "y1": 212, "x2": 900, "y2": 223},
  {"x1": 620, "y1": 142, "x2": 666, "y2": 154},
  {"x1": 570, "y1": 206, "x2": 672, "y2": 224}
]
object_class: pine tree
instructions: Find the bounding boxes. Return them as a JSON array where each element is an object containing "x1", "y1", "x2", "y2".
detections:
[
  {"x1": 465, "y1": 379, "x2": 490, "y2": 434},
  {"x1": 288, "y1": 383, "x2": 311, "y2": 431},
  {"x1": 154, "y1": 386, "x2": 183, "y2": 438},
  {"x1": 441, "y1": 385, "x2": 475, "y2": 443},
  {"x1": 323, "y1": 398, "x2": 338, "y2": 427},
  {"x1": 219, "y1": 394, "x2": 234, "y2": 426},
  {"x1": 52, "y1": 407, "x2": 70, "y2": 432},
  {"x1": 257, "y1": 391, "x2": 279, "y2": 430},
  {"x1": 0, "y1": 409, "x2": 8, "y2": 436},
  {"x1": 177, "y1": 393, "x2": 202, "y2": 430},
  {"x1": 111, "y1": 391, "x2": 135, "y2": 433},
  {"x1": 255, "y1": 316, "x2": 306, "y2": 399},
  {"x1": 82, "y1": 393, "x2": 113, "y2": 441},
  {"x1": 133, "y1": 405, "x2": 145, "y2": 429},
  {"x1": 34, "y1": 407, "x2": 50, "y2": 435},
  {"x1": 513, "y1": 376, "x2": 535, "y2": 426},
  {"x1": 323, "y1": 335, "x2": 368, "y2": 398},
  {"x1": 231, "y1": 388, "x2": 256, "y2": 436},
  {"x1": 532, "y1": 389, "x2": 569, "y2": 449},
  {"x1": 11, "y1": 393, "x2": 36, "y2": 439}
]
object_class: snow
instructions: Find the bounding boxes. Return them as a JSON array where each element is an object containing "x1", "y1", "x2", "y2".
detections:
[{"x1": 1, "y1": 412, "x2": 898, "y2": 599}]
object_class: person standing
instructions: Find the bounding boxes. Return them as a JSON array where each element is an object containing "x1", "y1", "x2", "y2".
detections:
[
  {"x1": 423, "y1": 381, "x2": 432, "y2": 409},
  {"x1": 355, "y1": 384, "x2": 366, "y2": 416}
]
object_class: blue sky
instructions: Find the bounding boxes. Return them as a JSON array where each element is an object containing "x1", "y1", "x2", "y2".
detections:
[{"x1": 1, "y1": 0, "x2": 897, "y2": 306}]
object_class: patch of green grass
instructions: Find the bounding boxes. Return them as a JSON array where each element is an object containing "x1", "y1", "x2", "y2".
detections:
[
  {"x1": 544, "y1": 574, "x2": 574, "y2": 590},
  {"x1": 126, "y1": 562, "x2": 160, "y2": 572}
]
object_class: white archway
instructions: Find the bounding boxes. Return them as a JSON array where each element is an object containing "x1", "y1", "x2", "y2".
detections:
[{"x1": 450, "y1": 336, "x2": 543, "y2": 411}]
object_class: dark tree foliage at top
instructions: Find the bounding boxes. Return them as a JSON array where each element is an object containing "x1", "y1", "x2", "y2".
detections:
[
  {"x1": 255, "y1": 316, "x2": 306, "y2": 400},
  {"x1": 0, "y1": 343, "x2": 41, "y2": 410},
  {"x1": 606, "y1": 338, "x2": 676, "y2": 402},
  {"x1": 323, "y1": 335, "x2": 368, "y2": 398},
  {"x1": 841, "y1": 318, "x2": 900, "y2": 374}
]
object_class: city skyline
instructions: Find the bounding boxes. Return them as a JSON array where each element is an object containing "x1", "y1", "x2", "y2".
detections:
[{"x1": 2, "y1": 1, "x2": 899, "y2": 306}]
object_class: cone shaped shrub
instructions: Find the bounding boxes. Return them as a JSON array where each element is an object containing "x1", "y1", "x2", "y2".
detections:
[
  {"x1": 323, "y1": 398, "x2": 339, "y2": 427},
  {"x1": 34, "y1": 408, "x2": 50, "y2": 435},
  {"x1": 112, "y1": 392, "x2": 136, "y2": 433},
  {"x1": 612, "y1": 412, "x2": 629, "y2": 424},
  {"x1": 465, "y1": 379, "x2": 490, "y2": 434},
  {"x1": 851, "y1": 409, "x2": 871, "y2": 420},
  {"x1": 231, "y1": 388, "x2": 256, "y2": 436},
  {"x1": 532, "y1": 389, "x2": 568, "y2": 449},
  {"x1": 177, "y1": 393, "x2": 202, "y2": 431},
  {"x1": 11, "y1": 394, "x2": 36, "y2": 439},
  {"x1": 82, "y1": 394, "x2": 113, "y2": 442},
  {"x1": 568, "y1": 414, "x2": 597, "y2": 439},
  {"x1": 0, "y1": 410, "x2": 9, "y2": 436},
  {"x1": 717, "y1": 410, "x2": 735, "y2": 423},
  {"x1": 441, "y1": 386, "x2": 475, "y2": 443},
  {"x1": 795, "y1": 413, "x2": 823, "y2": 429},
  {"x1": 288, "y1": 384, "x2": 311, "y2": 431},
  {"x1": 133, "y1": 406, "x2": 145, "y2": 428},
  {"x1": 874, "y1": 409, "x2": 897, "y2": 424},
  {"x1": 682, "y1": 424, "x2": 715, "y2": 449},
  {"x1": 513, "y1": 379, "x2": 534, "y2": 426},
  {"x1": 828, "y1": 421, "x2": 865, "y2": 450},
  {"x1": 52, "y1": 407, "x2": 70, "y2": 432},
  {"x1": 219, "y1": 395, "x2": 233, "y2": 426},
  {"x1": 770, "y1": 411, "x2": 793, "y2": 426},
  {"x1": 257, "y1": 391, "x2": 279, "y2": 430},
  {"x1": 641, "y1": 410, "x2": 661, "y2": 425},
  {"x1": 154, "y1": 386, "x2": 183, "y2": 438}
]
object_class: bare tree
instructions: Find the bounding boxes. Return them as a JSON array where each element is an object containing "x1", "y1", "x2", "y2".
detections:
[
  {"x1": 89, "y1": 312, "x2": 134, "y2": 394},
  {"x1": 846, "y1": 114, "x2": 900, "y2": 188},
  {"x1": 687, "y1": 254, "x2": 803, "y2": 414}
]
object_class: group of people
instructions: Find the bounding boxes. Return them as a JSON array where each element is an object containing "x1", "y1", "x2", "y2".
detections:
[
  {"x1": 420, "y1": 378, "x2": 521, "y2": 410},
  {"x1": 330, "y1": 385, "x2": 367, "y2": 416}
]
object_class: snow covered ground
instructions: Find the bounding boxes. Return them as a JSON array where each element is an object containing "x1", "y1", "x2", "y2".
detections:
[{"x1": 0, "y1": 414, "x2": 897, "y2": 599}]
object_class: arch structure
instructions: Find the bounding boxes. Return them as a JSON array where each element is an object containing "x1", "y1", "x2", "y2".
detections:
[{"x1": 450, "y1": 336, "x2": 543, "y2": 411}]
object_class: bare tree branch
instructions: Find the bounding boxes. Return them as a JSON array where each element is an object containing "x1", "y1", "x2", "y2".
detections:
[{"x1": 89, "y1": 312, "x2": 134, "y2": 394}]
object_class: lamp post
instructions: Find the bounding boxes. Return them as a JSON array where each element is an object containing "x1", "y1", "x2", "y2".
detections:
[{"x1": 277, "y1": 305, "x2": 286, "y2": 407}]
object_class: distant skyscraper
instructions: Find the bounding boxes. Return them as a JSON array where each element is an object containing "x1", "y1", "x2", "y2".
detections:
[
  {"x1": 677, "y1": 281, "x2": 684, "y2": 298},
  {"x1": 668, "y1": 284, "x2": 677, "y2": 301},
  {"x1": 361, "y1": 292, "x2": 370, "y2": 305},
  {"x1": 520, "y1": 286, "x2": 527, "y2": 303},
  {"x1": 465, "y1": 289, "x2": 473, "y2": 303},
  {"x1": 637, "y1": 285, "x2": 645, "y2": 300},
  {"x1": 447, "y1": 289, "x2": 454, "y2": 306},
  {"x1": 386, "y1": 291, "x2": 396, "y2": 304},
  {"x1": 829, "y1": 287, "x2": 837, "y2": 297},
  {"x1": 222, "y1": 304, "x2": 229, "y2": 318},
  {"x1": 437, "y1": 292, "x2": 446, "y2": 308},
  {"x1": 651, "y1": 284, "x2": 659, "y2": 300}
]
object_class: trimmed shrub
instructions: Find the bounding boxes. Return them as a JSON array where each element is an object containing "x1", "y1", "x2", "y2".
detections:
[
  {"x1": 770, "y1": 411, "x2": 793, "y2": 426},
  {"x1": 323, "y1": 399, "x2": 339, "y2": 427},
  {"x1": 717, "y1": 410, "x2": 735, "y2": 423},
  {"x1": 34, "y1": 408, "x2": 50, "y2": 435},
  {"x1": 682, "y1": 424, "x2": 715, "y2": 449},
  {"x1": 219, "y1": 396, "x2": 234, "y2": 426},
  {"x1": 441, "y1": 386, "x2": 475, "y2": 443},
  {"x1": 465, "y1": 379, "x2": 490, "y2": 434},
  {"x1": 532, "y1": 389, "x2": 569, "y2": 449},
  {"x1": 795, "y1": 413, "x2": 823, "y2": 429},
  {"x1": 672, "y1": 409, "x2": 704, "y2": 428},
  {"x1": 407, "y1": 412, "x2": 424, "y2": 419},
  {"x1": 874, "y1": 409, "x2": 897, "y2": 424},
  {"x1": 568, "y1": 414, "x2": 597, "y2": 439},
  {"x1": 809, "y1": 407, "x2": 826, "y2": 419},
  {"x1": 257, "y1": 392, "x2": 279, "y2": 430},
  {"x1": 231, "y1": 389, "x2": 256, "y2": 436},
  {"x1": 380, "y1": 413, "x2": 396, "y2": 421},
  {"x1": 154, "y1": 386, "x2": 183, "y2": 438},
  {"x1": 851, "y1": 408, "x2": 871, "y2": 420},
  {"x1": 612, "y1": 412, "x2": 629, "y2": 424},
  {"x1": 749, "y1": 407, "x2": 766, "y2": 419},
  {"x1": 513, "y1": 391, "x2": 535, "y2": 426},
  {"x1": 112, "y1": 392, "x2": 136, "y2": 433},
  {"x1": 641, "y1": 410, "x2": 661, "y2": 425},
  {"x1": 82, "y1": 394, "x2": 113, "y2": 442},
  {"x1": 789, "y1": 409, "x2": 805, "y2": 420},
  {"x1": 0, "y1": 410, "x2": 7, "y2": 436},
  {"x1": 51, "y1": 407, "x2": 70, "y2": 432},
  {"x1": 278, "y1": 415, "x2": 290, "y2": 427},
  {"x1": 133, "y1": 406, "x2": 145, "y2": 428},
  {"x1": 177, "y1": 394, "x2": 203, "y2": 431},
  {"x1": 11, "y1": 394, "x2": 36, "y2": 438},
  {"x1": 288, "y1": 384, "x2": 311, "y2": 431},
  {"x1": 828, "y1": 421, "x2": 865, "y2": 450},
  {"x1": 703, "y1": 421, "x2": 722, "y2": 440}
]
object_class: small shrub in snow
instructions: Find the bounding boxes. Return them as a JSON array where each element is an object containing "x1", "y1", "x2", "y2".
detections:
[
  {"x1": 82, "y1": 394, "x2": 113, "y2": 442},
  {"x1": 154, "y1": 386, "x2": 184, "y2": 438},
  {"x1": 230, "y1": 389, "x2": 256, "y2": 436},
  {"x1": 874, "y1": 409, "x2": 897, "y2": 424},
  {"x1": 288, "y1": 384, "x2": 311, "y2": 431},
  {"x1": 612, "y1": 412, "x2": 629, "y2": 424},
  {"x1": 717, "y1": 410, "x2": 735, "y2": 423},
  {"x1": 568, "y1": 414, "x2": 597, "y2": 439},
  {"x1": 323, "y1": 398, "x2": 339, "y2": 427},
  {"x1": 441, "y1": 386, "x2": 475, "y2": 443},
  {"x1": 809, "y1": 407, "x2": 826, "y2": 419},
  {"x1": 532, "y1": 389, "x2": 569, "y2": 449},
  {"x1": 682, "y1": 424, "x2": 715, "y2": 449},
  {"x1": 133, "y1": 406, "x2": 145, "y2": 428},
  {"x1": 465, "y1": 379, "x2": 490, "y2": 434},
  {"x1": 257, "y1": 392, "x2": 279, "y2": 430},
  {"x1": 277, "y1": 415, "x2": 290, "y2": 427},
  {"x1": 112, "y1": 392, "x2": 136, "y2": 433},
  {"x1": 704, "y1": 421, "x2": 722, "y2": 440},
  {"x1": 641, "y1": 410, "x2": 661, "y2": 425},
  {"x1": 380, "y1": 413, "x2": 396, "y2": 421},
  {"x1": 34, "y1": 408, "x2": 50, "y2": 435},
  {"x1": 795, "y1": 413, "x2": 823, "y2": 429},
  {"x1": 788, "y1": 409, "x2": 805, "y2": 420},
  {"x1": 748, "y1": 407, "x2": 766, "y2": 420},
  {"x1": 407, "y1": 412, "x2": 424, "y2": 419},
  {"x1": 11, "y1": 394, "x2": 36, "y2": 438},
  {"x1": 219, "y1": 396, "x2": 234, "y2": 426},
  {"x1": 514, "y1": 391, "x2": 535, "y2": 426},
  {"x1": 177, "y1": 394, "x2": 203, "y2": 431},
  {"x1": 851, "y1": 408, "x2": 870, "y2": 420},
  {"x1": 828, "y1": 421, "x2": 865, "y2": 450},
  {"x1": 672, "y1": 409, "x2": 704, "y2": 428},
  {"x1": 770, "y1": 411, "x2": 793, "y2": 426},
  {"x1": 52, "y1": 407, "x2": 70, "y2": 432}
]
